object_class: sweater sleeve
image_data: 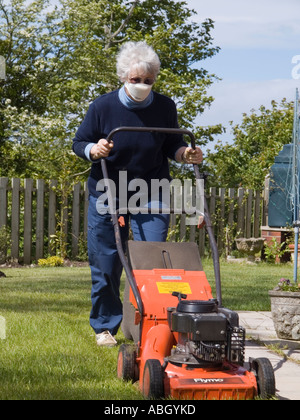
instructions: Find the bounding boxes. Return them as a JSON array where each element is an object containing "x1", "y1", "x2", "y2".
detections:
[
  {"x1": 162, "y1": 100, "x2": 188, "y2": 160},
  {"x1": 72, "y1": 102, "x2": 102, "y2": 160}
]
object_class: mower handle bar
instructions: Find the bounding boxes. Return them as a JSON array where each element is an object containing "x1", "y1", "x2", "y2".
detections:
[
  {"x1": 106, "y1": 126, "x2": 196, "y2": 149},
  {"x1": 100, "y1": 126, "x2": 222, "y2": 317}
]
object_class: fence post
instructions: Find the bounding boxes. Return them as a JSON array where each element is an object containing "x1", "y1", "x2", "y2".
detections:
[
  {"x1": 189, "y1": 224, "x2": 196, "y2": 243},
  {"x1": 262, "y1": 176, "x2": 270, "y2": 227},
  {"x1": 24, "y1": 179, "x2": 33, "y2": 265},
  {"x1": 228, "y1": 188, "x2": 235, "y2": 228},
  {"x1": 11, "y1": 178, "x2": 20, "y2": 261},
  {"x1": 0, "y1": 178, "x2": 9, "y2": 263},
  {"x1": 36, "y1": 179, "x2": 45, "y2": 261},
  {"x1": 218, "y1": 188, "x2": 226, "y2": 251},
  {"x1": 237, "y1": 188, "x2": 245, "y2": 237},
  {"x1": 48, "y1": 180, "x2": 58, "y2": 256},
  {"x1": 245, "y1": 189, "x2": 253, "y2": 238},
  {"x1": 254, "y1": 190, "x2": 262, "y2": 238},
  {"x1": 72, "y1": 182, "x2": 81, "y2": 259},
  {"x1": 226, "y1": 188, "x2": 235, "y2": 256},
  {"x1": 0, "y1": 177, "x2": 8, "y2": 229},
  {"x1": 209, "y1": 187, "x2": 216, "y2": 234},
  {"x1": 169, "y1": 187, "x2": 176, "y2": 242},
  {"x1": 179, "y1": 214, "x2": 186, "y2": 240},
  {"x1": 60, "y1": 183, "x2": 69, "y2": 259}
]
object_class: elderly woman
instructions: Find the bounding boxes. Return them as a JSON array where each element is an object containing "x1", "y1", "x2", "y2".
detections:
[{"x1": 72, "y1": 41, "x2": 203, "y2": 347}]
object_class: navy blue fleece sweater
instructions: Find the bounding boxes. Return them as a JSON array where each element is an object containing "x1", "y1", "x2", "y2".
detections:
[{"x1": 72, "y1": 89, "x2": 187, "y2": 198}]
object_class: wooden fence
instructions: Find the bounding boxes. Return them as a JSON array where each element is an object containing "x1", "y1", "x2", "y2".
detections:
[{"x1": 0, "y1": 177, "x2": 268, "y2": 264}]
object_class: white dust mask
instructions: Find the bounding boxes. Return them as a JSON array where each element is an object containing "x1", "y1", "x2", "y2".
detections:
[{"x1": 125, "y1": 82, "x2": 153, "y2": 102}]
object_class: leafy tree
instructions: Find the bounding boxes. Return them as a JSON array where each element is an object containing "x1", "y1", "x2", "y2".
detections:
[
  {"x1": 0, "y1": 0, "x2": 222, "y2": 180},
  {"x1": 206, "y1": 99, "x2": 294, "y2": 189}
]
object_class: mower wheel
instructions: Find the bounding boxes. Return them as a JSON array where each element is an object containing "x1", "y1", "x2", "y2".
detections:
[
  {"x1": 117, "y1": 344, "x2": 137, "y2": 382},
  {"x1": 252, "y1": 357, "x2": 276, "y2": 399},
  {"x1": 143, "y1": 359, "x2": 164, "y2": 400}
]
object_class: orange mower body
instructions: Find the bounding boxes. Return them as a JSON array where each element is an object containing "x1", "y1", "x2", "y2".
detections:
[{"x1": 117, "y1": 241, "x2": 275, "y2": 400}]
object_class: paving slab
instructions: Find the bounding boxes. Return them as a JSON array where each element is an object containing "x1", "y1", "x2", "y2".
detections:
[{"x1": 238, "y1": 311, "x2": 300, "y2": 400}]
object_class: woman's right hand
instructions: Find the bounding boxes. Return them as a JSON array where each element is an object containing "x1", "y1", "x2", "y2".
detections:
[{"x1": 90, "y1": 139, "x2": 114, "y2": 160}]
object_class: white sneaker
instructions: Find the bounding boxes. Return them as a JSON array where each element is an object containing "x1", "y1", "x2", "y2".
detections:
[{"x1": 96, "y1": 330, "x2": 117, "y2": 347}]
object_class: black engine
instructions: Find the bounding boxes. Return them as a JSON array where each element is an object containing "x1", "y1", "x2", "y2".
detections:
[{"x1": 167, "y1": 294, "x2": 245, "y2": 366}]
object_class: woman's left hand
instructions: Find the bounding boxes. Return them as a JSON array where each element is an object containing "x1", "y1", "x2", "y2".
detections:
[{"x1": 183, "y1": 147, "x2": 203, "y2": 164}]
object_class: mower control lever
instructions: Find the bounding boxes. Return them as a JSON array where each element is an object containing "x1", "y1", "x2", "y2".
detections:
[{"x1": 172, "y1": 292, "x2": 187, "y2": 302}]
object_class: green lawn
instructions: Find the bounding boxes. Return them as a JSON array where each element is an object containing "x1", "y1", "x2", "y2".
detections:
[
  {"x1": 203, "y1": 259, "x2": 294, "y2": 311},
  {"x1": 0, "y1": 260, "x2": 294, "y2": 399},
  {"x1": 0, "y1": 267, "x2": 142, "y2": 400}
]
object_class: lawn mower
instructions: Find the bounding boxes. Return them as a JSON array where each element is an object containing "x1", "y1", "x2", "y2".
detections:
[{"x1": 101, "y1": 126, "x2": 276, "y2": 400}]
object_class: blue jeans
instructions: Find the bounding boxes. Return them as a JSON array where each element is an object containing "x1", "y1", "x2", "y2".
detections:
[{"x1": 87, "y1": 195, "x2": 170, "y2": 335}]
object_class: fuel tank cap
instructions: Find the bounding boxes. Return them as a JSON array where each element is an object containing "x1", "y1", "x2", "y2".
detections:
[{"x1": 177, "y1": 299, "x2": 218, "y2": 313}]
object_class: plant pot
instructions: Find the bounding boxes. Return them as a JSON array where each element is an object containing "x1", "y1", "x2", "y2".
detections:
[
  {"x1": 235, "y1": 237, "x2": 265, "y2": 262},
  {"x1": 288, "y1": 244, "x2": 300, "y2": 267},
  {"x1": 269, "y1": 290, "x2": 300, "y2": 340}
]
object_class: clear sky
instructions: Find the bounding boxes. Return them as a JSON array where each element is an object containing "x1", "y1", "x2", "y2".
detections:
[{"x1": 185, "y1": 0, "x2": 300, "y2": 150}]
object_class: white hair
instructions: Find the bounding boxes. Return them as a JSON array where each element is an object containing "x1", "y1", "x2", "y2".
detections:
[{"x1": 116, "y1": 41, "x2": 161, "y2": 82}]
